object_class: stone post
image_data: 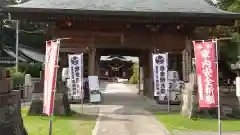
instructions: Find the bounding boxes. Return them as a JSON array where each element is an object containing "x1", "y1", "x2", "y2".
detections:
[
  {"x1": 138, "y1": 51, "x2": 145, "y2": 95},
  {"x1": 180, "y1": 36, "x2": 198, "y2": 118},
  {"x1": 24, "y1": 74, "x2": 33, "y2": 102}
]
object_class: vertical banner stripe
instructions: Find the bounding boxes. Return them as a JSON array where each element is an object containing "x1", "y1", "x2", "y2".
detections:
[
  {"x1": 152, "y1": 53, "x2": 168, "y2": 97},
  {"x1": 193, "y1": 40, "x2": 218, "y2": 108},
  {"x1": 43, "y1": 40, "x2": 60, "y2": 116},
  {"x1": 68, "y1": 54, "x2": 84, "y2": 100}
]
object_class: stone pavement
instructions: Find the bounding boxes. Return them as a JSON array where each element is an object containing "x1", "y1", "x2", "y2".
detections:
[
  {"x1": 173, "y1": 130, "x2": 240, "y2": 135},
  {"x1": 22, "y1": 82, "x2": 240, "y2": 135},
  {"x1": 92, "y1": 82, "x2": 171, "y2": 135}
]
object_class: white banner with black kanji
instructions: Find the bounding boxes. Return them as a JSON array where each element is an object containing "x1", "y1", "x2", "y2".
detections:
[
  {"x1": 68, "y1": 54, "x2": 84, "y2": 100},
  {"x1": 152, "y1": 53, "x2": 168, "y2": 97}
]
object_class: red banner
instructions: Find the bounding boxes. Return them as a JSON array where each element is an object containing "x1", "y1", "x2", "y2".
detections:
[
  {"x1": 193, "y1": 40, "x2": 218, "y2": 108},
  {"x1": 43, "y1": 40, "x2": 60, "y2": 116}
]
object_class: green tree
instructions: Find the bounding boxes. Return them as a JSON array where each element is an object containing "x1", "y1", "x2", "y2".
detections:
[
  {"x1": 218, "y1": 0, "x2": 240, "y2": 12},
  {"x1": 129, "y1": 63, "x2": 139, "y2": 84},
  {"x1": 0, "y1": 0, "x2": 49, "y2": 54}
]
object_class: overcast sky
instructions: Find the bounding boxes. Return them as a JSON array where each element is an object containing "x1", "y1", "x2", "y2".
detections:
[{"x1": 211, "y1": 0, "x2": 218, "y2": 4}]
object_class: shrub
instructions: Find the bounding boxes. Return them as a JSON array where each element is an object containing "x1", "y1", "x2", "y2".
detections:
[
  {"x1": 25, "y1": 63, "x2": 42, "y2": 77},
  {"x1": 11, "y1": 72, "x2": 25, "y2": 89}
]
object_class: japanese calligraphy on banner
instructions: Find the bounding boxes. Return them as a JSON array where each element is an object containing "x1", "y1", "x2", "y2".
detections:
[
  {"x1": 43, "y1": 40, "x2": 60, "y2": 116},
  {"x1": 68, "y1": 54, "x2": 84, "y2": 100},
  {"x1": 182, "y1": 49, "x2": 190, "y2": 82},
  {"x1": 193, "y1": 40, "x2": 218, "y2": 108},
  {"x1": 152, "y1": 53, "x2": 168, "y2": 97}
]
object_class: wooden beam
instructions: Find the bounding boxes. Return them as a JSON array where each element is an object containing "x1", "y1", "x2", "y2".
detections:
[
  {"x1": 61, "y1": 43, "x2": 92, "y2": 48},
  {"x1": 56, "y1": 29, "x2": 123, "y2": 38},
  {"x1": 60, "y1": 47, "x2": 88, "y2": 53},
  {"x1": 96, "y1": 43, "x2": 149, "y2": 50},
  {"x1": 61, "y1": 40, "x2": 93, "y2": 46}
]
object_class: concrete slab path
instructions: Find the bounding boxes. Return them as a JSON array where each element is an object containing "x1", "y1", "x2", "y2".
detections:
[
  {"x1": 173, "y1": 130, "x2": 240, "y2": 135},
  {"x1": 92, "y1": 82, "x2": 171, "y2": 135}
]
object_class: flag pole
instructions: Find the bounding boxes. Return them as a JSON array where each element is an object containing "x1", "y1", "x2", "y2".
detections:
[
  {"x1": 215, "y1": 38, "x2": 222, "y2": 135},
  {"x1": 166, "y1": 52, "x2": 170, "y2": 112},
  {"x1": 15, "y1": 20, "x2": 19, "y2": 72},
  {"x1": 81, "y1": 98, "x2": 84, "y2": 112},
  {"x1": 81, "y1": 53, "x2": 84, "y2": 112},
  {"x1": 49, "y1": 39, "x2": 60, "y2": 135}
]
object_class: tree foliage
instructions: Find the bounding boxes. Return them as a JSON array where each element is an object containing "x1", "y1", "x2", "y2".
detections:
[
  {"x1": 218, "y1": 0, "x2": 240, "y2": 12},
  {"x1": 205, "y1": 0, "x2": 240, "y2": 79},
  {"x1": 129, "y1": 63, "x2": 139, "y2": 84},
  {"x1": 0, "y1": 0, "x2": 49, "y2": 53}
]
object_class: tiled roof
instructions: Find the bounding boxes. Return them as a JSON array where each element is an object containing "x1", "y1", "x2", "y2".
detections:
[
  {"x1": 3, "y1": 0, "x2": 238, "y2": 16},
  {"x1": 18, "y1": 45, "x2": 44, "y2": 63}
]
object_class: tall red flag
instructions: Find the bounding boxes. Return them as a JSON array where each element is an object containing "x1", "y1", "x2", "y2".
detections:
[
  {"x1": 193, "y1": 40, "x2": 218, "y2": 108},
  {"x1": 43, "y1": 40, "x2": 60, "y2": 116}
]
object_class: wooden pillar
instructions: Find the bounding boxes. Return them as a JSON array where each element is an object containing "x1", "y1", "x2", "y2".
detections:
[
  {"x1": 139, "y1": 50, "x2": 146, "y2": 96},
  {"x1": 141, "y1": 49, "x2": 153, "y2": 98},
  {"x1": 147, "y1": 49, "x2": 154, "y2": 98},
  {"x1": 143, "y1": 60, "x2": 148, "y2": 96},
  {"x1": 95, "y1": 50, "x2": 101, "y2": 77},
  {"x1": 88, "y1": 48, "x2": 96, "y2": 76},
  {"x1": 182, "y1": 36, "x2": 192, "y2": 82}
]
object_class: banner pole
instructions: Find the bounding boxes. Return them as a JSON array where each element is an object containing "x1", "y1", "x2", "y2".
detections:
[
  {"x1": 168, "y1": 90, "x2": 170, "y2": 112},
  {"x1": 215, "y1": 39, "x2": 222, "y2": 135},
  {"x1": 81, "y1": 53, "x2": 84, "y2": 112},
  {"x1": 166, "y1": 53, "x2": 170, "y2": 112},
  {"x1": 49, "y1": 39, "x2": 60, "y2": 135},
  {"x1": 15, "y1": 20, "x2": 19, "y2": 72},
  {"x1": 81, "y1": 98, "x2": 84, "y2": 112}
]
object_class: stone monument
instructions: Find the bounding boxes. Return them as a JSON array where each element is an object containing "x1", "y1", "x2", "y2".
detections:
[
  {"x1": 28, "y1": 71, "x2": 71, "y2": 115},
  {"x1": 0, "y1": 67, "x2": 28, "y2": 135},
  {"x1": 181, "y1": 72, "x2": 198, "y2": 118},
  {"x1": 24, "y1": 74, "x2": 33, "y2": 102}
]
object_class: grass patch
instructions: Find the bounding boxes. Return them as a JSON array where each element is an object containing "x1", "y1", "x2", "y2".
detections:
[
  {"x1": 156, "y1": 112, "x2": 240, "y2": 131},
  {"x1": 22, "y1": 108, "x2": 96, "y2": 135}
]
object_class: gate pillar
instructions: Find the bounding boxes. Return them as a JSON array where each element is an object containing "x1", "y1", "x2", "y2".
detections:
[{"x1": 88, "y1": 47, "x2": 96, "y2": 76}]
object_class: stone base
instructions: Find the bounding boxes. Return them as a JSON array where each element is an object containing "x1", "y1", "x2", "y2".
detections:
[
  {"x1": 28, "y1": 92, "x2": 71, "y2": 116},
  {"x1": 0, "y1": 91, "x2": 28, "y2": 135}
]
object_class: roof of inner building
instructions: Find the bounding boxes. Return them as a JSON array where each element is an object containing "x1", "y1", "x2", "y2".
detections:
[{"x1": 2, "y1": 0, "x2": 240, "y2": 19}]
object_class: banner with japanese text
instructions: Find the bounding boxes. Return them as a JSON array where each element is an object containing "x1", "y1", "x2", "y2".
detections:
[
  {"x1": 43, "y1": 40, "x2": 60, "y2": 116},
  {"x1": 193, "y1": 40, "x2": 218, "y2": 108},
  {"x1": 68, "y1": 54, "x2": 84, "y2": 100},
  {"x1": 152, "y1": 53, "x2": 168, "y2": 97}
]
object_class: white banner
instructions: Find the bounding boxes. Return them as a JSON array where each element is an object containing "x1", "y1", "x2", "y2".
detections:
[
  {"x1": 68, "y1": 54, "x2": 84, "y2": 100},
  {"x1": 236, "y1": 77, "x2": 240, "y2": 97},
  {"x1": 43, "y1": 40, "x2": 60, "y2": 116},
  {"x1": 152, "y1": 53, "x2": 168, "y2": 97},
  {"x1": 88, "y1": 76, "x2": 100, "y2": 91}
]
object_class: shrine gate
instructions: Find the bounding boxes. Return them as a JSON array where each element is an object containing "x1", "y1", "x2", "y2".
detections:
[{"x1": 2, "y1": 0, "x2": 239, "y2": 99}]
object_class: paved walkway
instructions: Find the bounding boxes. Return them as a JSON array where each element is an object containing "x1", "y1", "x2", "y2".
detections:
[
  {"x1": 173, "y1": 130, "x2": 240, "y2": 135},
  {"x1": 92, "y1": 82, "x2": 171, "y2": 135}
]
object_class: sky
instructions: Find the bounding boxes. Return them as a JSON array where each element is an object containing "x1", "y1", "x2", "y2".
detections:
[{"x1": 211, "y1": 0, "x2": 218, "y2": 4}]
